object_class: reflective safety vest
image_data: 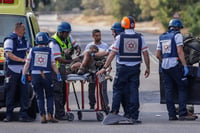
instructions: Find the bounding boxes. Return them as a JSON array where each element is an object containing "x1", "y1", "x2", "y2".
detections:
[
  {"x1": 119, "y1": 33, "x2": 142, "y2": 62},
  {"x1": 4, "y1": 32, "x2": 27, "y2": 65},
  {"x1": 51, "y1": 33, "x2": 73, "y2": 67},
  {"x1": 159, "y1": 30, "x2": 180, "y2": 58},
  {"x1": 30, "y1": 47, "x2": 52, "y2": 71}
]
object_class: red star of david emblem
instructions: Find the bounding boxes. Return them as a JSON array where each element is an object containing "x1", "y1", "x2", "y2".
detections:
[
  {"x1": 125, "y1": 40, "x2": 136, "y2": 52},
  {"x1": 37, "y1": 56, "x2": 45, "y2": 63},
  {"x1": 164, "y1": 45, "x2": 169, "y2": 50},
  {"x1": 128, "y1": 43, "x2": 135, "y2": 49}
]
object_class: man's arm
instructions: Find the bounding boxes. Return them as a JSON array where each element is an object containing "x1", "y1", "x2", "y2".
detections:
[
  {"x1": 143, "y1": 51, "x2": 150, "y2": 78},
  {"x1": 22, "y1": 62, "x2": 30, "y2": 75},
  {"x1": 177, "y1": 45, "x2": 187, "y2": 66},
  {"x1": 94, "y1": 51, "x2": 109, "y2": 57},
  {"x1": 96, "y1": 51, "x2": 116, "y2": 75},
  {"x1": 51, "y1": 63, "x2": 60, "y2": 74},
  {"x1": 156, "y1": 50, "x2": 162, "y2": 62},
  {"x1": 55, "y1": 57, "x2": 72, "y2": 64},
  {"x1": 6, "y1": 51, "x2": 25, "y2": 63}
]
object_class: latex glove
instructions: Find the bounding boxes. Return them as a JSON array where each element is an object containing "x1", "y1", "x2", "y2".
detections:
[
  {"x1": 183, "y1": 66, "x2": 189, "y2": 76},
  {"x1": 57, "y1": 74, "x2": 62, "y2": 82},
  {"x1": 21, "y1": 75, "x2": 26, "y2": 84}
]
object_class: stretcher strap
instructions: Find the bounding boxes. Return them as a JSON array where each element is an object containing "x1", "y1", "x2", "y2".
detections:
[{"x1": 66, "y1": 73, "x2": 91, "y2": 81}]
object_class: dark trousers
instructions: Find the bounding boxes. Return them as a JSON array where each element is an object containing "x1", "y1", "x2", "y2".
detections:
[
  {"x1": 52, "y1": 65, "x2": 66, "y2": 118},
  {"x1": 162, "y1": 64, "x2": 187, "y2": 117},
  {"x1": 111, "y1": 63, "x2": 140, "y2": 120},
  {"x1": 4, "y1": 68, "x2": 29, "y2": 118},
  {"x1": 31, "y1": 73, "x2": 54, "y2": 115},
  {"x1": 88, "y1": 74, "x2": 109, "y2": 107}
]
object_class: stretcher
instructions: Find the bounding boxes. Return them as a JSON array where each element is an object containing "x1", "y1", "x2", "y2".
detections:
[{"x1": 65, "y1": 73, "x2": 109, "y2": 121}]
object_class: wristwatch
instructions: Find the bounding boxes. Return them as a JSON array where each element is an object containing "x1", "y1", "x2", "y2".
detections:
[
  {"x1": 91, "y1": 52, "x2": 95, "y2": 57},
  {"x1": 103, "y1": 66, "x2": 107, "y2": 69}
]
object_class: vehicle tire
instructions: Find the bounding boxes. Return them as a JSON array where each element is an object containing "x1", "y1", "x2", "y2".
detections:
[{"x1": 27, "y1": 96, "x2": 38, "y2": 119}]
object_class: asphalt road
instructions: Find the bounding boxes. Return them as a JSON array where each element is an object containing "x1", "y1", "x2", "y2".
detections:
[{"x1": 1, "y1": 14, "x2": 200, "y2": 133}]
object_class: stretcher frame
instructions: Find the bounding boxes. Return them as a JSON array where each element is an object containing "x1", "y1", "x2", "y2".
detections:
[{"x1": 65, "y1": 73, "x2": 108, "y2": 121}]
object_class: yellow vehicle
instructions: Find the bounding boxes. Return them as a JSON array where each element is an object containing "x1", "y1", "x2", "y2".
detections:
[
  {"x1": 0, "y1": 0, "x2": 40, "y2": 119},
  {"x1": 0, "y1": 0, "x2": 40, "y2": 64}
]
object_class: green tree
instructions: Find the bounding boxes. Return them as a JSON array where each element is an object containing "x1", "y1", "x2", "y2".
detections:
[
  {"x1": 157, "y1": 0, "x2": 182, "y2": 30},
  {"x1": 33, "y1": 0, "x2": 51, "y2": 11},
  {"x1": 61, "y1": 0, "x2": 82, "y2": 10},
  {"x1": 112, "y1": 0, "x2": 141, "y2": 21},
  {"x1": 181, "y1": 2, "x2": 200, "y2": 35},
  {"x1": 55, "y1": 0, "x2": 81, "y2": 11},
  {"x1": 134, "y1": 0, "x2": 159, "y2": 20},
  {"x1": 157, "y1": 0, "x2": 200, "y2": 35}
]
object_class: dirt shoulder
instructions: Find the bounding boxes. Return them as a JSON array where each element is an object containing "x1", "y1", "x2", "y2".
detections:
[{"x1": 59, "y1": 14, "x2": 165, "y2": 34}]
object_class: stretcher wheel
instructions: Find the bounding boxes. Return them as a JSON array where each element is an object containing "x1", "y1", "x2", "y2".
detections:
[
  {"x1": 67, "y1": 113, "x2": 74, "y2": 121},
  {"x1": 77, "y1": 111, "x2": 82, "y2": 120},
  {"x1": 96, "y1": 112, "x2": 104, "y2": 121}
]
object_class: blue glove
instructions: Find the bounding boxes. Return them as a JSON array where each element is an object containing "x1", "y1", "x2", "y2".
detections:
[
  {"x1": 21, "y1": 75, "x2": 26, "y2": 84},
  {"x1": 57, "y1": 74, "x2": 62, "y2": 82},
  {"x1": 183, "y1": 66, "x2": 189, "y2": 76}
]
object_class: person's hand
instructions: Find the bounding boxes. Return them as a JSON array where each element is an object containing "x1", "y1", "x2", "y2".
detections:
[
  {"x1": 184, "y1": 66, "x2": 189, "y2": 76},
  {"x1": 144, "y1": 68, "x2": 150, "y2": 78},
  {"x1": 75, "y1": 46, "x2": 81, "y2": 56},
  {"x1": 21, "y1": 75, "x2": 26, "y2": 84},
  {"x1": 107, "y1": 66, "x2": 112, "y2": 74},
  {"x1": 57, "y1": 74, "x2": 62, "y2": 82},
  {"x1": 96, "y1": 68, "x2": 106, "y2": 76},
  {"x1": 64, "y1": 48, "x2": 71, "y2": 55}
]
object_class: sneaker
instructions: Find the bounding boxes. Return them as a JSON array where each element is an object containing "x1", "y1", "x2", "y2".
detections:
[
  {"x1": 179, "y1": 115, "x2": 196, "y2": 121},
  {"x1": 105, "y1": 106, "x2": 110, "y2": 111},
  {"x1": 47, "y1": 114, "x2": 59, "y2": 123},
  {"x1": 3, "y1": 116, "x2": 12, "y2": 122},
  {"x1": 90, "y1": 105, "x2": 95, "y2": 109},
  {"x1": 102, "y1": 113, "x2": 129, "y2": 125},
  {"x1": 169, "y1": 116, "x2": 178, "y2": 121}
]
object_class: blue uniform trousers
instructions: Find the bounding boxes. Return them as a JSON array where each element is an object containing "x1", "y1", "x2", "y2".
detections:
[
  {"x1": 31, "y1": 73, "x2": 54, "y2": 115},
  {"x1": 4, "y1": 68, "x2": 29, "y2": 118},
  {"x1": 162, "y1": 64, "x2": 187, "y2": 117},
  {"x1": 111, "y1": 63, "x2": 140, "y2": 120}
]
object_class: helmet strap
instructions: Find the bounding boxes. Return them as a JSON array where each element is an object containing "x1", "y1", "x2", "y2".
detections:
[{"x1": 128, "y1": 16, "x2": 135, "y2": 28}]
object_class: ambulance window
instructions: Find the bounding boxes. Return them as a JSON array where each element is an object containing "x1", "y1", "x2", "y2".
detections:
[{"x1": 0, "y1": 15, "x2": 31, "y2": 47}]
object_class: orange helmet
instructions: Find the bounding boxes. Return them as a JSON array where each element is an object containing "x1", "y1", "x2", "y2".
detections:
[{"x1": 121, "y1": 16, "x2": 135, "y2": 29}]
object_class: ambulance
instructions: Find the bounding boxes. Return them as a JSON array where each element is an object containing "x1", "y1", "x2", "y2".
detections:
[{"x1": 0, "y1": 0, "x2": 39, "y2": 119}]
